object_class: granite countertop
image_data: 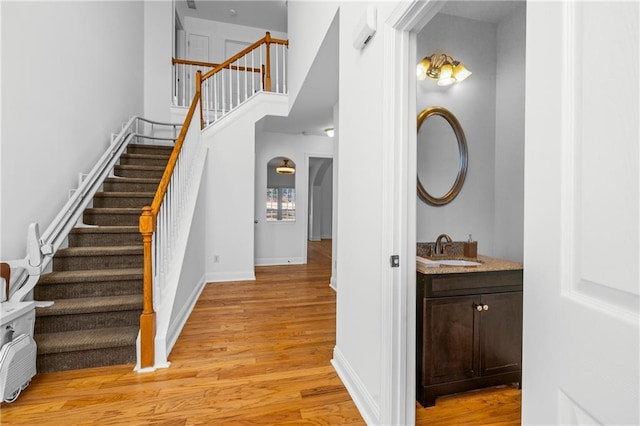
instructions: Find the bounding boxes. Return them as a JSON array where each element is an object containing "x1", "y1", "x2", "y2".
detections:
[{"x1": 416, "y1": 254, "x2": 523, "y2": 275}]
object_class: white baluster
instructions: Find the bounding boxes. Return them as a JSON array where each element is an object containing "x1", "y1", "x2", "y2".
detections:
[
  {"x1": 252, "y1": 49, "x2": 255, "y2": 95},
  {"x1": 214, "y1": 74, "x2": 218, "y2": 121},
  {"x1": 182, "y1": 64, "x2": 186, "y2": 106},
  {"x1": 260, "y1": 45, "x2": 264, "y2": 91},
  {"x1": 172, "y1": 62, "x2": 176, "y2": 105},
  {"x1": 244, "y1": 54, "x2": 248, "y2": 102},
  {"x1": 275, "y1": 43, "x2": 279, "y2": 93},
  {"x1": 221, "y1": 69, "x2": 225, "y2": 115},
  {"x1": 204, "y1": 79, "x2": 210, "y2": 125},
  {"x1": 283, "y1": 45, "x2": 287, "y2": 94}
]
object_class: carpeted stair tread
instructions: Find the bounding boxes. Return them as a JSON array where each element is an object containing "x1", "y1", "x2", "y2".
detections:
[
  {"x1": 119, "y1": 153, "x2": 171, "y2": 166},
  {"x1": 105, "y1": 176, "x2": 161, "y2": 184},
  {"x1": 55, "y1": 245, "x2": 142, "y2": 257},
  {"x1": 69, "y1": 226, "x2": 139, "y2": 235},
  {"x1": 36, "y1": 294, "x2": 143, "y2": 316},
  {"x1": 83, "y1": 207, "x2": 144, "y2": 214},
  {"x1": 93, "y1": 191, "x2": 155, "y2": 198},
  {"x1": 114, "y1": 164, "x2": 166, "y2": 172},
  {"x1": 38, "y1": 268, "x2": 143, "y2": 284},
  {"x1": 127, "y1": 143, "x2": 173, "y2": 152},
  {"x1": 35, "y1": 326, "x2": 139, "y2": 354},
  {"x1": 120, "y1": 153, "x2": 171, "y2": 160}
]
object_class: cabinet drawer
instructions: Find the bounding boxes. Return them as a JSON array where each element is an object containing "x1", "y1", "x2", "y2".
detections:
[{"x1": 420, "y1": 270, "x2": 523, "y2": 297}]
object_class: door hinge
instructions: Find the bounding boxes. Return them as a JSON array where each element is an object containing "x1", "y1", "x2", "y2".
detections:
[{"x1": 390, "y1": 255, "x2": 400, "y2": 268}]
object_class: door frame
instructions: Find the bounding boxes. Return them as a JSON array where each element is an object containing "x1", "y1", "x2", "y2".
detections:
[
  {"x1": 381, "y1": 1, "x2": 445, "y2": 424},
  {"x1": 303, "y1": 153, "x2": 334, "y2": 266}
]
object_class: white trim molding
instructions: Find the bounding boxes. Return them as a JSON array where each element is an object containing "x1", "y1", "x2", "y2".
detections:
[{"x1": 331, "y1": 346, "x2": 380, "y2": 425}]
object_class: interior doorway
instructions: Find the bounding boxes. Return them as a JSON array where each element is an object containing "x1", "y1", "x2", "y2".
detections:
[{"x1": 307, "y1": 157, "x2": 333, "y2": 243}]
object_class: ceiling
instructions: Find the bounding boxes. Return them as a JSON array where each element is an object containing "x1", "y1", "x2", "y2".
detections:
[
  {"x1": 176, "y1": 1, "x2": 523, "y2": 136},
  {"x1": 175, "y1": 1, "x2": 288, "y2": 33},
  {"x1": 439, "y1": 1, "x2": 524, "y2": 24}
]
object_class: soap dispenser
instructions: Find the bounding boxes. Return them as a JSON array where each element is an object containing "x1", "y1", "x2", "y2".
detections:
[{"x1": 464, "y1": 234, "x2": 477, "y2": 258}]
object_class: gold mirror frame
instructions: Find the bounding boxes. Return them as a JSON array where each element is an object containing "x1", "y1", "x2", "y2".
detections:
[{"x1": 417, "y1": 106, "x2": 468, "y2": 206}]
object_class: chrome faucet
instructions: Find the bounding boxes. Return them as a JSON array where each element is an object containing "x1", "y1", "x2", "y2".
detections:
[{"x1": 434, "y1": 234, "x2": 452, "y2": 255}]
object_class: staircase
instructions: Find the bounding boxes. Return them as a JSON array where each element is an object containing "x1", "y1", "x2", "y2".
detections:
[{"x1": 33, "y1": 144, "x2": 173, "y2": 373}]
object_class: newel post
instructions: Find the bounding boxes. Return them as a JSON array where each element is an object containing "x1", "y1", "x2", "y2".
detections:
[
  {"x1": 264, "y1": 32, "x2": 272, "y2": 92},
  {"x1": 139, "y1": 206, "x2": 156, "y2": 369},
  {"x1": 196, "y1": 70, "x2": 204, "y2": 129}
]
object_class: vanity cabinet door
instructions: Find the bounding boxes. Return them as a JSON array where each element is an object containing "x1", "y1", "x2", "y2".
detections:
[
  {"x1": 479, "y1": 292, "x2": 523, "y2": 376},
  {"x1": 424, "y1": 296, "x2": 479, "y2": 385}
]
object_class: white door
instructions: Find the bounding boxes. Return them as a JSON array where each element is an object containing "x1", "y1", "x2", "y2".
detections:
[
  {"x1": 523, "y1": 2, "x2": 639, "y2": 425},
  {"x1": 186, "y1": 33, "x2": 209, "y2": 101},
  {"x1": 188, "y1": 33, "x2": 209, "y2": 62}
]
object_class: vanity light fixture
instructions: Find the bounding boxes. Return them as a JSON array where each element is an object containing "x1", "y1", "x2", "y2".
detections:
[
  {"x1": 324, "y1": 128, "x2": 335, "y2": 138},
  {"x1": 416, "y1": 53, "x2": 472, "y2": 86},
  {"x1": 276, "y1": 159, "x2": 295, "y2": 175}
]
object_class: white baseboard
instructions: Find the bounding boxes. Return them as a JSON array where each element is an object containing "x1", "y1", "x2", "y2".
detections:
[
  {"x1": 329, "y1": 276, "x2": 337, "y2": 291},
  {"x1": 331, "y1": 346, "x2": 380, "y2": 425},
  {"x1": 254, "y1": 257, "x2": 304, "y2": 266},
  {"x1": 205, "y1": 271, "x2": 256, "y2": 282}
]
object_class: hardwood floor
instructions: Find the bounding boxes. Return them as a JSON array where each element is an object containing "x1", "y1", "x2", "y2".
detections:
[{"x1": 0, "y1": 240, "x2": 520, "y2": 425}]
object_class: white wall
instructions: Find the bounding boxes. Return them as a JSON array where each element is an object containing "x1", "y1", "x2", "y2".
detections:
[
  {"x1": 202, "y1": 93, "x2": 288, "y2": 282},
  {"x1": 416, "y1": 13, "x2": 497, "y2": 254},
  {"x1": 144, "y1": 1, "x2": 173, "y2": 123},
  {"x1": 0, "y1": 1, "x2": 143, "y2": 260},
  {"x1": 332, "y1": 2, "x2": 398, "y2": 422},
  {"x1": 494, "y1": 5, "x2": 525, "y2": 261},
  {"x1": 255, "y1": 133, "x2": 334, "y2": 265},
  {"x1": 287, "y1": 1, "x2": 339, "y2": 109},
  {"x1": 167, "y1": 160, "x2": 207, "y2": 348}
]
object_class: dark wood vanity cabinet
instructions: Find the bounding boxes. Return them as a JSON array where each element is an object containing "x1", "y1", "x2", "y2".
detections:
[{"x1": 416, "y1": 270, "x2": 523, "y2": 407}]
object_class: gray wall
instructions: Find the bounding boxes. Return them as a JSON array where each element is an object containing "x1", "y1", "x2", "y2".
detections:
[
  {"x1": 416, "y1": 6, "x2": 525, "y2": 261},
  {"x1": 494, "y1": 5, "x2": 526, "y2": 261}
]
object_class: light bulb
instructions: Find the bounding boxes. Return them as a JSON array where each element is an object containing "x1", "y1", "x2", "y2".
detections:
[
  {"x1": 453, "y1": 62, "x2": 472, "y2": 82},
  {"x1": 416, "y1": 57, "x2": 431, "y2": 80},
  {"x1": 437, "y1": 63, "x2": 455, "y2": 86}
]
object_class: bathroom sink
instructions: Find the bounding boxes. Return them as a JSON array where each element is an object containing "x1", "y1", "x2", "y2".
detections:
[
  {"x1": 417, "y1": 256, "x2": 482, "y2": 268},
  {"x1": 438, "y1": 259, "x2": 482, "y2": 267}
]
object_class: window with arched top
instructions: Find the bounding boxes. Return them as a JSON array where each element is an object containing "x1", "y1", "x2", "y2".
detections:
[{"x1": 266, "y1": 157, "x2": 296, "y2": 221}]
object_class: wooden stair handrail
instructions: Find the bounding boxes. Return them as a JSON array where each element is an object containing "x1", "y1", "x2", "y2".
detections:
[
  {"x1": 138, "y1": 72, "x2": 202, "y2": 369},
  {"x1": 201, "y1": 32, "x2": 289, "y2": 86},
  {"x1": 172, "y1": 58, "x2": 219, "y2": 68},
  {"x1": 1, "y1": 262, "x2": 10, "y2": 301},
  {"x1": 173, "y1": 57, "x2": 262, "y2": 74}
]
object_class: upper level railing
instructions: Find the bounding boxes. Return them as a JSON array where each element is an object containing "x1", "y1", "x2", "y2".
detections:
[
  {"x1": 139, "y1": 32, "x2": 288, "y2": 369},
  {"x1": 171, "y1": 32, "x2": 288, "y2": 125},
  {"x1": 172, "y1": 58, "x2": 218, "y2": 108}
]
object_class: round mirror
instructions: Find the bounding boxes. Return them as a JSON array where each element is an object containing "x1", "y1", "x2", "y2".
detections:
[{"x1": 416, "y1": 106, "x2": 468, "y2": 206}]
